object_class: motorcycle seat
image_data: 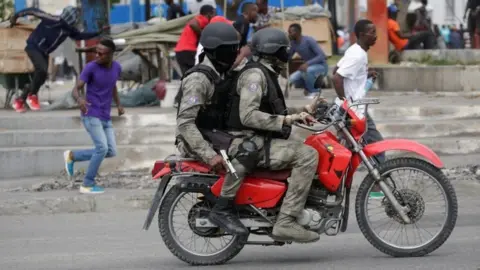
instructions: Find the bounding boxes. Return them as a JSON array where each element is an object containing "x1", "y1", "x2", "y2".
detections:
[
  {"x1": 173, "y1": 159, "x2": 291, "y2": 181},
  {"x1": 248, "y1": 169, "x2": 291, "y2": 181}
]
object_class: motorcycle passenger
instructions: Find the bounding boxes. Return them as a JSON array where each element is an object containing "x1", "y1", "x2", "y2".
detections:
[
  {"x1": 222, "y1": 27, "x2": 326, "y2": 243},
  {"x1": 174, "y1": 22, "x2": 249, "y2": 236}
]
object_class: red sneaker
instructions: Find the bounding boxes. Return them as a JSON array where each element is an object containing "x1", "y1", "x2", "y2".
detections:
[
  {"x1": 13, "y1": 98, "x2": 26, "y2": 113},
  {"x1": 26, "y1": 94, "x2": 41, "y2": 111}
]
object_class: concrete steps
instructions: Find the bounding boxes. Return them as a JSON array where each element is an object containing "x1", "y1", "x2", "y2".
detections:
[
  {"x1": 0, "y1": 112, "x2": 177, "y2": 130},
  {"x1": 0, "y1": 144, "x2": 177, "y2": 179},
  {"x1": 376, "y1": 119, "x2": 480, "y2": 139},
  {"x1": 0, "y1": 128, "x2": 176, "y2": 147},
  {"x1": 417, "y1": 137, "x2": 480, "y2": 156},
  {"x1": 1, "y1": 91, "x2": 480, "y2": 179}
]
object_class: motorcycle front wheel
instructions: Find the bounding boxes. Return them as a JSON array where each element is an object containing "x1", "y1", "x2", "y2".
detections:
[
  {"x1": 158, "y1": 186, "x2": 248, "y2": 266},
  {"x1": 355, "y1": 157, "x2": 458, "y2": 257}
]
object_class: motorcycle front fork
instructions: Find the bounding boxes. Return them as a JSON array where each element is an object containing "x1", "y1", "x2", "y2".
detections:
[
  {"x1": 339, "y1": 126, "x2": 412, "y2": 224},
  {"x1": 357, "y1": 150, "x2": 412, "y2": 224}
]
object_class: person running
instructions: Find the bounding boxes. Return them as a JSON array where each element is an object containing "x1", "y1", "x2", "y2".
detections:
[
  {"x1": 64, "y1": 39, "x2": 124, "y2": 195},
  {"x1": 332, "y1": 20, "x2": 385, "y2": 199},
  {"x1": 9, "y1": 6, "x2": 108, "y2": 113}
]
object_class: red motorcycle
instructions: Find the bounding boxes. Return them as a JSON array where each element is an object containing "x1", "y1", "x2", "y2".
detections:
[{"x1": 143, "y1": 98, "x2": 458, "y2": 266}]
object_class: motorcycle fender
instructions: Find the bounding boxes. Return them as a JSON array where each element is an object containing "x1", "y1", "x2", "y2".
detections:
[
  {"x1": 142, "y1": 174, "x2": 219, "y2": 231},
  {"x1": 142, "y1": 173, "x2": 172, "y2": 231},
  {"x1": 353, "y1": 139, "x2": 444, "y2": 169}
]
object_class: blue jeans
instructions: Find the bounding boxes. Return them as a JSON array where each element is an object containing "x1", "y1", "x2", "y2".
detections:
[
  {"x1": 289, "y1": 63, "x2": 328, "y2": 93},
  {"x1": 72, "y1": 116, "x2": 117, "y2": 187}
]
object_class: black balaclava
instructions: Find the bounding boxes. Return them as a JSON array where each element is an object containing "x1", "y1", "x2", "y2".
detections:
[
  {"x1": 203, "y1": 44, "x2": 239, "y2": 73},
  {"x1": 259, "y1": 47, "x2": 289, "y2": 74}
]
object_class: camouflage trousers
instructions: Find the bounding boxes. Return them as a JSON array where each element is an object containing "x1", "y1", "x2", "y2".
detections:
[{"x1": 221, "y1": 135, "x2": 319, "y2": 217}]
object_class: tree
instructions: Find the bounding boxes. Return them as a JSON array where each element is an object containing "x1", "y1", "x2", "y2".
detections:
[{"x1": 0, "y1": 0, "x2": 13, "y2": 21}]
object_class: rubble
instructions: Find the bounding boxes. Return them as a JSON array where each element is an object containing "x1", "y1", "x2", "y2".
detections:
[
  {"x1": 4, "y1": 168, "x2": 156, "y2": 193},
  {"x1": 2, "y1": 164, "x2": 480, "y2": 194},
  {"x1": 443, "y1": 165, "x2": 480, "y2": 182}
]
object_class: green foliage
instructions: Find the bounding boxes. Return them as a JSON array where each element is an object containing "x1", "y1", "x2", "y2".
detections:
[{"x1": 0, "y1": 0, "x2": 13, "y2": 21}]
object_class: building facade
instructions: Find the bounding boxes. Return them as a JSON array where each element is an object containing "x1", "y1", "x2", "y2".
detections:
[{"x1": 13, "y1": 0, "x2": 469, "y2": 27}]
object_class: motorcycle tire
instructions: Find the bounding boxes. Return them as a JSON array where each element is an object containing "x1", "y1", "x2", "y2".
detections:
[
  {"x1": 158, "y1": 186, "x2": 248, "y2": 265},
  {"x1": 355, "y1": 157, "x2": 458, "y2": 257}
]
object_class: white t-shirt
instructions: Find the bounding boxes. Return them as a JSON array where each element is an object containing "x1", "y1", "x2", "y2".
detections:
[
  {"x1": 195, "y1": 44, "x2": 203, "y2": 64},
  {"x1": 335, "y1": 43, "x2": 368, "y2": 105},
  {"x1": 186, "y1": 0, "x2": 216, "y2": 14}
]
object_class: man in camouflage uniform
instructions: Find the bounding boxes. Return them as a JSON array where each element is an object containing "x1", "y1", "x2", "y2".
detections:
[
  {"x1": 175, "y1": 22, "x2": 250, "y2": 236},
  {"x1": 222, "y1": 27, "x2": 326, "y2": 243}
]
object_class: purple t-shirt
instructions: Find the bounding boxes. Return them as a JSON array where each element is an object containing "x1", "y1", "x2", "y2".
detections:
[{"x1": 80, "y1": 61, "x2": 122, "y2": 121}]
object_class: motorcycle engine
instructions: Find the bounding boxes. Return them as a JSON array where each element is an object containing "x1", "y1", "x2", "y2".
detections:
[{"x1": 297, "y1": 208, "x2": 323, "y2": 230}]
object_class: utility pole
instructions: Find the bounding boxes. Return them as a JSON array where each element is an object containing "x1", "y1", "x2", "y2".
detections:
[
  {"x1": 367, "y1": 0, "x2": 388, "y2": 64},
  {"x1": 327, "y1": 0, "x2": 339, "y2": 55},
  {"x1": 78, "y1": 0, "x2": 109, "y2": 63},
  {"x1": 348, "y1": 0, "x2": 357, "y2": 44},
  {"x1": 145, "y1": 0, "x2": 151, "y2": 21}
]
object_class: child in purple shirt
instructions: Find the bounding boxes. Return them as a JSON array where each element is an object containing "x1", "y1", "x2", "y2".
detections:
[{"x1": 63, "y1": 39, "x2": 124, "y2": 194}]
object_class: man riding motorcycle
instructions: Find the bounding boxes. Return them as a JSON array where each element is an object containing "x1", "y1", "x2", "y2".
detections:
[
  {"x1": 221, "y1": 27, "x2": 326, "y2": 243},
  {"x1": 174, "y1": 22, "x2": 250, "y2": 236}
]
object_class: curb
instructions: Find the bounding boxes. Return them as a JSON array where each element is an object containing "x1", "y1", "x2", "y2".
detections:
[
  {"x1": 0, "y1": 189, "x2": 154, "y2": 216},
  {"x1": 1, "y1": 179, "x2": 478, "y2": 216}
]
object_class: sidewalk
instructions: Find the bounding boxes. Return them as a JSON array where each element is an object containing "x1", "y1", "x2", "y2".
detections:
[{"x1": 0, "y1": 168, "x2": 478, "y2": 216}]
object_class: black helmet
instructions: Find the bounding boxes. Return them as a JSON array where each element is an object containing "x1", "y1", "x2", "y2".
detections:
[
  {"x1": 200, "y1": 22, "x2": 240, "y2": 50},
  {"x1": 251, "y1": 28, "x2": 290, "y2": 55}
]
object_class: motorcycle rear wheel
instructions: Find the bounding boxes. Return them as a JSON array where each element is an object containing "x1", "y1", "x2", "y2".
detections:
[
  {"x1": 158, "y1": 186, "x2": 248, "y2": 265},
  {"x1": 355, "y1": 157, "x2": 458, "y2": 257}
]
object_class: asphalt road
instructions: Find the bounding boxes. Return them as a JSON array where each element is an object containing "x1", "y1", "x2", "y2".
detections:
[{"x1": 1, "y1": 188, "x2": 480, "y2": 270}]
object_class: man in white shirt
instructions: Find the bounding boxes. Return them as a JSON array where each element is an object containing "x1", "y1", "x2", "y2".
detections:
[
  {"x1": 333, "y1": 20, "x2": 376, "y2": 105},
  {"x1": 332, "y1": 19, "x2": 385, "y2": 199}
]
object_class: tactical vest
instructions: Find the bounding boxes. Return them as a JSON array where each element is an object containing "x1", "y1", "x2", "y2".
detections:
[
  {"x1": 225, "y1": 61, "x2": 292, "y2": 140},
  {"x1": 177, "y1": 64, "x2": 237, "y2": 131}
]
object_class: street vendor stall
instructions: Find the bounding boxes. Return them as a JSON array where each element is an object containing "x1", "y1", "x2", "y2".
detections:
[
  {"x1": 75, "y1": 14, "x2": 195, "y2": 83},
  {"x1": 0, "y1": 23, "x2": 35, "y2": 108},
  {"x1": 111, "y1": 14, "x2": 196, "y2": 82}
]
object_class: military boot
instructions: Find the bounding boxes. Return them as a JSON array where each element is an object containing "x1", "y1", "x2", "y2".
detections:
[
  {"x1": 272, "y1": 212, "x2": 320, "y2": 243},
  {"x1": 208, "y1": 197, "x2": 248, "y2": 236}
]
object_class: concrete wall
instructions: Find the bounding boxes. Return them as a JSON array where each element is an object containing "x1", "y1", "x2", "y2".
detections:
[
  {"x1": 375, "y1": 65, "x2": 480, "y2": 92},
  {"x1": 402, "y1": 50, "x2": 480, "y2": 65}
]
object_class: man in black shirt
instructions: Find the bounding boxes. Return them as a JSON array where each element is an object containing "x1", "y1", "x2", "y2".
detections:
[
  {"x1": 232, "y1": 3, "x2": 258, "y2": 68},
  {"x1": 233, "y1": 3, "x2": 258, "y2": 47},
  {"x1": 166, "y1": 0, "x2": 185, "y2": 21}
]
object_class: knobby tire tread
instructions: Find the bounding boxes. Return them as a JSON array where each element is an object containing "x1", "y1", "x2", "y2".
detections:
[
  {"x1": 158, "y1": 186, "x2": 247, "y2": 265},
  {"x1": 355, "y1": 157, "x2": 458, "y2": 257}
]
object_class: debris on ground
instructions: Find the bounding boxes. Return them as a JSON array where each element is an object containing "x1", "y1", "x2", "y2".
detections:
[{"x1": 2, "y1": 165, "x2": 479, "y2": 193}]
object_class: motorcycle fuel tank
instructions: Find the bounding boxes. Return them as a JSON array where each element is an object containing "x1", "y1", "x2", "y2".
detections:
[{"x1": 305, "y1": 131, "x2": 352, "y2": 192}]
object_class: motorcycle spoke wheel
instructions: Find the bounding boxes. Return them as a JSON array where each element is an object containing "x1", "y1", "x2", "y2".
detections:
[
  {"x1": 159, "y1": 187, "x2": 247, "y2": 265},
  {"x1": 367, "y1": 169, "x2": 447, "y2": 248},
  {"x1": 355, "y1": 158, "x2": 458, "y2": 257},
  {"x1": 169, "y1": 192, "x2": 236, "y2": 256}
]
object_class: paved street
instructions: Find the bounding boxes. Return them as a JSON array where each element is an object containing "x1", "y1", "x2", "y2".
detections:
[{"x1": 1, "y1": 189, "x2": 480, "y2": 270}]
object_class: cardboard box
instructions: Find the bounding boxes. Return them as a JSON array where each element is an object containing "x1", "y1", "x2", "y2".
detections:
[{"x1": 0, "y1": 24, "x2": 36, "y2": 74}]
